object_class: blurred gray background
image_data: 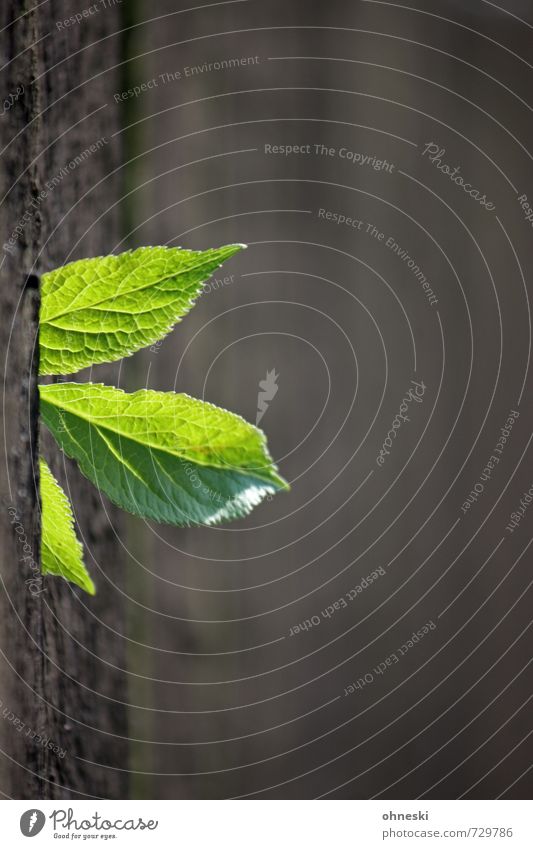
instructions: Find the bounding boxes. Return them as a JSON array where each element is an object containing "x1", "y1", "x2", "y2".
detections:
[
  {"x1": 99, "y1": 0, "x2": 532, "y2": 799},
  {"x1": 5, "y1": 0, "x2": 531, "y2": 800}
]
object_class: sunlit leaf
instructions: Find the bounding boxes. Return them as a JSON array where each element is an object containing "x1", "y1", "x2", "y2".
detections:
[
  {"x1": 39, "y1": 244, "x2": 244, "y2": 374},
  {"x1": 40, "y1": 457, "x2": 95, "y2": 595},
  {"x1": 40, "y1": 382, "x2": 289, "y2": 527}
]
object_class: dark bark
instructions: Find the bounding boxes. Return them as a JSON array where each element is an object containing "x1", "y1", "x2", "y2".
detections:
[{"x1": 0, "y1": 1, "x2": 127, "y2": 799}]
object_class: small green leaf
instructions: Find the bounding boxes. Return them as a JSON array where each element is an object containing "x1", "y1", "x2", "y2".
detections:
[
  {"x1": 40, "y1": 383, "x2": 289, "y2": 527},
  {"x1": 39, "y1": 244, "x2": 244, "y2": 375},
  {"x1": 40, "y1": 457, "x2": 95, "y2": 595}
]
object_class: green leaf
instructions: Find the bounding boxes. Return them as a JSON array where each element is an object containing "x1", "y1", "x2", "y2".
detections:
[
  {"x1": 39, "y1": 244, "x2": 244, "y2": 375},
  {"x1": 40, "y1": 383, "x2": 289, "y2": 527},
  {"x1": 40, "y1": 457, "x2": 95, "y2": 595}
]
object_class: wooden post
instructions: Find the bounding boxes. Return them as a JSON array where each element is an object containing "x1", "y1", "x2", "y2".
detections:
[{"x1": 0, "y1": 2, "x2": 127, "y2": 799}]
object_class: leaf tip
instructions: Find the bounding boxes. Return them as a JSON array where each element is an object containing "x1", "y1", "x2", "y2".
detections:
[
  {"x1": 221, "y1": 242, "x2": 247, "y2": 257},
  {"x1": 271, "y1": 471, "x2": 291, "y2": 492},
  {"x1": 85, "y1": 578, "x2": 96, "y2": 596}
]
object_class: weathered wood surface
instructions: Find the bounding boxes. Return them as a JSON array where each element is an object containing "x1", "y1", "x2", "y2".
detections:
[{"x1": 0, "y1": 1, "x2": 127, "y2": 799}]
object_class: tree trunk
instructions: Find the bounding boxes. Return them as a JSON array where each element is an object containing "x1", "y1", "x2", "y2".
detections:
[{"x1": 0, "y1": 1, "x2": 127, "y2": 799}]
